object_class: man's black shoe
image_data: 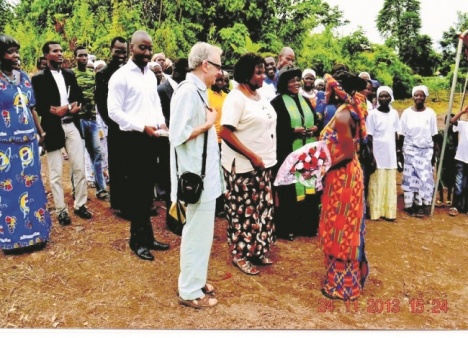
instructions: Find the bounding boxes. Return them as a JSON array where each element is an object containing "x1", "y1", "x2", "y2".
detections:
[
  {"x1": 96, "y1": 190, "x2": 110, "y2": 201},
  {"x1": 149, "y1": 240, "x2": 170, "y2": 251},
  {"x1": 58, "y1": 211, "x2": 71, "y2": 226},
  {"x1": 74, "y1": 205, "x2": 92, "y2": 219},
  {"x1": 132, "y1": 246, "x2": 154, "y2": 261},
  {"x1": 403, "y1": 206, "x2": 416, "y2": 217}
]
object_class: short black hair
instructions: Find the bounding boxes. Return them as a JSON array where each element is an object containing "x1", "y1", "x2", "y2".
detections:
[
  {"x1": 73, "y1": 45, "x2": 86, "y2": 57},
  {"x1": 172, "y1": 58, "x2": 188, "y2": 74},
  {"x1": 36, "y1": 56, "x2": 46, "y2": 67},
  {"x1": 233, "y1": 53, "x2": 265, "y2": 84},
  {"x1": 42, "y1": 41, "x2": 61, "y2": 55},
  {"x1": 110, "y1": 36, "x2": 127, "y2": 49},
  {"x1": 0, "y1": 34, "x2": 20, "y2": 56}
]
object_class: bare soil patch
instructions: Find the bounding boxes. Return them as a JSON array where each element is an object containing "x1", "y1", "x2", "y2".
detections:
[{"x1": 1, "y1": 104, "x2": 467, "y2": 330}]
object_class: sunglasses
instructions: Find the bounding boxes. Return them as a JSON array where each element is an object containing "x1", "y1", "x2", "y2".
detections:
[{"x1": 206, "y1": 60, "x2": 222, "y2": 70}]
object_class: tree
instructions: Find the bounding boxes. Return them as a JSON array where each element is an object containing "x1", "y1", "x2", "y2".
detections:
[
  {"x1": 439, "y1": 11, "x2": 468, "y2": 76},
  {"x1": 376, "y1": 0, "x2": 421, "y2": 53},
  {"x1": 7, "y1": 0, "x2": 349, "y2": 71},
  {"x1": 0, "y1": 0, "x2": 13, "y2": 29},
  {"x1": 399, "y1": 34, "x2": 441, "y2": 76}
]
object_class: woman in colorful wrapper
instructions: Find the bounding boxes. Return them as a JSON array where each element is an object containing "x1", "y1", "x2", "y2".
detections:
[
  {"x1": 318, "y1": 68, "x2": 369, "y2": 300},
  {"x1": 0, "y1": 34, "x2": 52, "y2": 254},
  {"x1": 271, "y1": 65, "x2": 322, "y2": 241}
]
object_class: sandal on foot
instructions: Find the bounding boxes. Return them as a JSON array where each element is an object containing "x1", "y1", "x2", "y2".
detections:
[
  {"x1": 445, "y1": 201, "x2": 452, "y2": 207},
  {"x1": 233, "y1": 258, "x2": 259, "y2": 275},
  {"x1": 448, "y1": 207, "x2": 458, "y2": 217},
  {"x1": 435, "y1": 200, "x2": 444, "y2": 207},
  {"x1": 201, "y1": 283, "x2": 215, "y2": 294},
  {"x1": 178, "y1": 294, "x2": 218, "y2": 309},
  {"x1": 259, "y1": 256, "x2": 273, "y2": 265}
]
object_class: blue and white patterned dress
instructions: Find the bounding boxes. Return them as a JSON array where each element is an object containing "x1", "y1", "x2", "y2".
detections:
[{"x1": 0, "y1": 71, "x2": 51, "y2": 251}]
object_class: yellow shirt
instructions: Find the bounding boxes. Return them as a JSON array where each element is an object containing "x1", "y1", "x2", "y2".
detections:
[{"x1": 207, "y1": 88, "x2": 228, "y2": 143}]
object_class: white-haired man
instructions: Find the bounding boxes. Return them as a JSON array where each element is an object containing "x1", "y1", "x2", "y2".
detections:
[{"x1": 169, "y1": 42, "x2": 223, "y2": 308}]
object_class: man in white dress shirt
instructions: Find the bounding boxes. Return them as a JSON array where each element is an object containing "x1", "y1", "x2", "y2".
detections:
[
  {"x1": 108, "y1": 30, "x2": 169, "y2": 261},
  {"x1": 169, "y1": 42, "x2": 223, "y2": 308}
]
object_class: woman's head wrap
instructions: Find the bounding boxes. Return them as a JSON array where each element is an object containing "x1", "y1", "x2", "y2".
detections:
[
  {"x1": 314, "y1": 78, "x2": 324, "y2": 87},
  {"x1": 302, "y1": 68, "x2": 316, "y2": 79},
  {"x1": 358, "y1": 72, "x2": 371, "y2": 80},
  {"x1": 377, "y1": 86, "x2": 394, "y2": 103},
  {"x1": 412, "y1": 85, "x2": 429, "y2": 97}
]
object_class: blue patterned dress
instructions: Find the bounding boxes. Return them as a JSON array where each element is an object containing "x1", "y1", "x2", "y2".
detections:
[{"x1": 0, "y1": 71, "x2": 51, "y2": 251}]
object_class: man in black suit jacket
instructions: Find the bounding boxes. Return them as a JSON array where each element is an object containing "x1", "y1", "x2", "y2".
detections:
[
  {"x1": 94, "y1": 37, "x2": 129, "y2": 219},
  {"x1": 156, "y1": 58, "x2": 188, "y2": 235},
  {"x1": 32, "y1": 41, "x2": 92, "y2": 226}
]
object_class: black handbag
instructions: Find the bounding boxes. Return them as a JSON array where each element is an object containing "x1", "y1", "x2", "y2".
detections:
[{"x1": 174, "y1": 91, "x2": 209, "y2": 204}]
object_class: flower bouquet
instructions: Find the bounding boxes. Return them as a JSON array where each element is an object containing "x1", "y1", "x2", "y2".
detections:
[{"x1": 274, "y1": 141, "x2": 331, "y2": 191}]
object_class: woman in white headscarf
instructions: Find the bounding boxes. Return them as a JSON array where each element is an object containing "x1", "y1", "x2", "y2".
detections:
[
  {"x1": 398, "y1": 85, "x2": 438, "y2": 217},
  {"x1": 366, "y1": 86, "x2": 401, "y2": 221},
  {"x1": 299, "y1": 68, "x2": 317, "y2": 99}
]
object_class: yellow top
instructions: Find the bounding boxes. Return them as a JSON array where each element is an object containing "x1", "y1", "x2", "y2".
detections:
[{"x1": 207, "y1": 88, "x2": 228, "y2": 143}]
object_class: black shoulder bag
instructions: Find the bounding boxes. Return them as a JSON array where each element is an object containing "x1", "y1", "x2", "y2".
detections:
[{"x1": 174, "y1": 91, "x2": 210, "y2": 204}]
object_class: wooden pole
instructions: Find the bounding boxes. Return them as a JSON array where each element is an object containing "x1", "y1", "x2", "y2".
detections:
[{"x1": 431, "y1": 30, "x2": 468, "y2": 216}]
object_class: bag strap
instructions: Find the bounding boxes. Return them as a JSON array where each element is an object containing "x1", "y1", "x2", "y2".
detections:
[{"x1": 174, "y1": 84, "x2": 210, "y2": 179}]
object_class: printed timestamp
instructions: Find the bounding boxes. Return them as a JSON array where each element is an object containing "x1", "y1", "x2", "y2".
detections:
[{"x1": 317, "y1": 298, "x2": 449, "y2": 314}]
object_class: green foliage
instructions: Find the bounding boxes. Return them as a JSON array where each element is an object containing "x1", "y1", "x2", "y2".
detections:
[
  {"x1": 227, "y1": 33, "x2": 264, "y2": 63},
  {"x1": 439, "y1": 11, "x2": 468, "y2": 76},
  {"x1": 377, "y1": 0, "x2": 422, "y2": 51},
  {"x1": 0, "y1": 0, "x2": 14, "y2": 29},
  {"x1": 297, "y1": 28, "x2": 343, "y2": 76},
  {"x1": 376, "y1": 0, "x2": 441, "y2": 77}
]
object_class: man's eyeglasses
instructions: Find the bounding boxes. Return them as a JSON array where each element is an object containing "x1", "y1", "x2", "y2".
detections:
[{"x1": 206, "y1": 60, "x2": 222, "y2": 70}]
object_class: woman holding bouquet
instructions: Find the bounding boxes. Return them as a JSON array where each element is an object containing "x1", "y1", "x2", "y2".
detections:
[
  {"x1": 220, "y1": 53, "x2": 277, "y2": 275},
  {"x1": 271, "y1": 65, "x2": 322, "y2": 240},
  {"x1": 318, "y1": 68, "x2": 369, "y2": 300}
]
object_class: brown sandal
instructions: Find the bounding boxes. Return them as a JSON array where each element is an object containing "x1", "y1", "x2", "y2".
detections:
[
  {"x1": 232, "y1": 257, "x2": 259, "y2": 275},
  {"x1": 178, "y1": 294, "x2": 218, "y2": 309},
  {"x1": 201, "y1": 283, "x2": 215, "y2": 294},
  {"x1": 448, "y1": 207, "x2": 458, "y2": 217}
]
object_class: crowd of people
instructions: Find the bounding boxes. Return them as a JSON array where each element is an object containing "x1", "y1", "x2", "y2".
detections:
[{"x1": 1, "y1": 30, "x2": 468, "y2": 308}]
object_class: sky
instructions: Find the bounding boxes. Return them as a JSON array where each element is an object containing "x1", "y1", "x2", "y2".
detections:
[{"x1": 324, "y1": 0, "x2": 468, "y2": 48}]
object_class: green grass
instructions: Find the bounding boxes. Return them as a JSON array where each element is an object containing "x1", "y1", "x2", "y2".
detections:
[{"x1": 392, "y1": 97, "x2": 464, "y2": 115}]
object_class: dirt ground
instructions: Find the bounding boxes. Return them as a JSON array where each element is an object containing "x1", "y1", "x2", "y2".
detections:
[{"x1": 1, "y1": 106, "x2": 468, "y2": 330}]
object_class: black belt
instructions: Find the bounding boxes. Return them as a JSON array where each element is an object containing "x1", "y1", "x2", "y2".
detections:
[
  {"x1": 61, "y1": 118, "x2": 74, "y2": 124},
  {"x1": 83, "y1": 115, "x2": 97, "y2": 121}
]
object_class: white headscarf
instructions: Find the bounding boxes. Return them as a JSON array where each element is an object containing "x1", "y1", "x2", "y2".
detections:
[
  {"x1": 314, "y1": 78, "x2": 324, "y2": 87},
  {"x1": 377, "y1": 86, "x2": 394, "y2": 103},
  {"x1": 358, "y1": 72, "x2": 371, "y2": 80},
  {"x1": 302, "y1": 68, "x2": 316, "y2": 79},
  {"x1": 412, "y1": 85, "x2": 429, "y2": 97}
]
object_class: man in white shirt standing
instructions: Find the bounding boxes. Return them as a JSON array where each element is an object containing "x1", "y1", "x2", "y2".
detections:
[
  {"x1": 108, "y1": 30, "x2": 169, "y2": 261},
  {"x1": 169, "y1": 42, "x2": 223, "y2": 308}
]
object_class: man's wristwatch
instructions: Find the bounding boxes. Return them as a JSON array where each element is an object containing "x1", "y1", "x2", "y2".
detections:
[{"x1": 68, "y1": 104, "x2": 72, "y2": 112}]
